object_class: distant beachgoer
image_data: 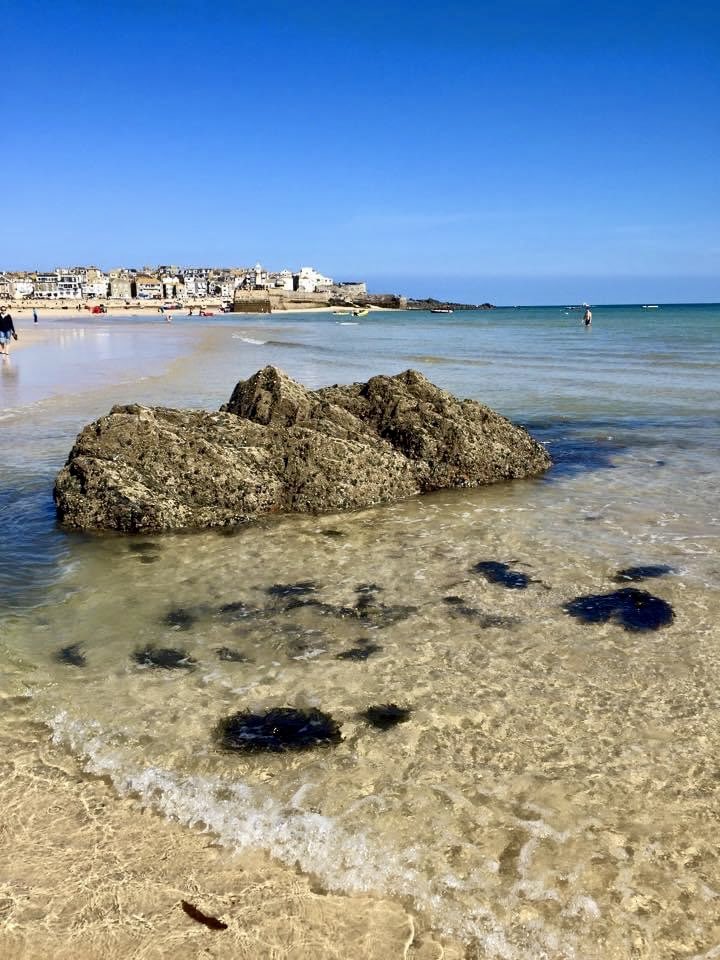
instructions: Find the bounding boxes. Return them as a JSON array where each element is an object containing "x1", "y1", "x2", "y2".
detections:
[
  {"x1": 33, "y1": 308, "x2": 38, "y2": 323},
  {"x1": 583, "y1": 307, "x2": 592, "y2": 326},
  {"x1": 0, "y1": 308, "x2": 18, "y2": 355}
]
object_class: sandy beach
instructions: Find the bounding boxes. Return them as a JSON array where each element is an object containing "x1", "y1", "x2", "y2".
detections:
[{"x1": 7, "y1": 300, "x2": 389, "y2": 322}]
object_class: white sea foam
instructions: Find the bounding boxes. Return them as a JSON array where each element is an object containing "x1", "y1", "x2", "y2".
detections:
[
  {"x1": 47, "y1": 709, "x2": 583, "y2": 958},
  {"x1": 231, "y1": 335, "x2": 267, "y2": 344}
]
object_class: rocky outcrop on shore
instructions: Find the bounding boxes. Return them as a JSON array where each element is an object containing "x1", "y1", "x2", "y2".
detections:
[{"x1": 54, "y1": 366, "x2": 552, "y2": 532}]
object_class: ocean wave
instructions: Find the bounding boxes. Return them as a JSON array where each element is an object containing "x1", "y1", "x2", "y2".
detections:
[{"x1": 231, "y1": 336, "x2": 268, "y2": 345}]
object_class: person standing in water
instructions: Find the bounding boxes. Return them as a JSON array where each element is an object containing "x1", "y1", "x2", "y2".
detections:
[
  {"x1": 583, "y1": 306, "x2": 592, "y2": 326},
  {"x1": 0, "y1": 307, "x2": 18, "y2": 356}
]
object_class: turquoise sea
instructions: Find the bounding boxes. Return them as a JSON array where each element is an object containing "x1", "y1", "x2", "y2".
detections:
[{"x1": 1, "y1": 303, "x2": 719, "y2": 958}]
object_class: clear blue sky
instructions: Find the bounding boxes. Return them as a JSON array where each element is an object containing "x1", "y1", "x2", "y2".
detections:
[{"x1": 2, "y1": 0, "x2": 719, "y2": 304}]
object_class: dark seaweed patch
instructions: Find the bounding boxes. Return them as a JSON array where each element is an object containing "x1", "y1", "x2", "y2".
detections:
[
  {"x1": 354, "y1": 600, "x2": 416, "y2": 628},
  {"x1": 472, "y1": 561, "x2": 531, "y2": 590},
  {"x1": 163, "y1": 607, "x2": 197, "y2": 630},
  {"x1": 216, "y1": 647, "x2": 252, "y2": 662},
  {"x1": 218, "y1": 707, "x2": 342, "y2": 752},
  {"x1": 335, "y1": 642, "x2": 383, "y2": 661},
  {"x1": 267, "y1": 581, "x2": 320, "y2": 598},
  {"x1": 362, "y1": 703, "x2": 411, "y2": 730},
  {"x1": 355, "y1": 583, "x2": 383, "y2": 596},
  {"x1": 279, "y1": 592, "x2": 415, "y2": 629},
  {"x1": 614, "y1": 565, "x2": 674, "y2": 583},
  {"x1": 133, "y1": 645, "x2": 196, "y2": 669},
  {"x1": 138, "y1": 554, "x2": 160, "y2": 564},
  {"x1": 320, "y1": 529, "x2": 345, "y2": 538},
  {"x1": 563, "y1": 588, "x2": 674, "y2": 631},
  {"x1": 55, "y1": 643, "x2": 86, "y2": 667},
  {"x1": 217, "y1": 600, "x2": 261, "y2": 622},
  {"x1": 442, "y1": 597, "x2": 519, "y2": 628}
]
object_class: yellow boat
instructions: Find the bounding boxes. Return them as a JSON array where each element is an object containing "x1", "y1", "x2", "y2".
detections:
[{"x1": 353, "y1": 308, "x2": 370, "y2": 317}]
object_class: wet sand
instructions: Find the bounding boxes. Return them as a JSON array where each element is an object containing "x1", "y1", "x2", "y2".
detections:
[{"x1": 0, "y1": 700, "x2": 461, "y2": 960}]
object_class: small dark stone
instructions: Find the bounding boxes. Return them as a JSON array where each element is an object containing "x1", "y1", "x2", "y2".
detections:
[
  {"x1": 163, "y1": 608, "x2": 196, "y2": 630},
  {"x1": 218, "y1": 707, "x2": 342, "y2": 752},
  {"x1": 128, "y1": 542, "x2": 159, "y2": 553},
  {"x1": 563, "y1": 588, "x2": 674, "y2": 631},
  {"x1": 216, "y1": 647, "x2": 252, "y2": 662},
  {"x1": 362, "y1": 703, "x2": 411, "y2": 730},
  {"x1": 472, "y1": 561, "x2": 531, "y2": 589},
  {"x1": 133, "y1": 645, "x2": 196, "y2": 669},
  {"x1": 320, "y1": 529, "x2": 345, "y2": 538},
  {"x1": 614, "y1": 565, "x2": 674, "y2": 583},
  {"x1": 267, "y1": 581, "x2": 320, "y2": 598},
  {"x1": 55, "y1": 643, "x2": 86, "y2": 667},
  {"x1": 442, "y1": 595, "x2": 465, "y2": 605},
  {"x1": 335, "y1": 643, "x2": 383, "y2": 661}
]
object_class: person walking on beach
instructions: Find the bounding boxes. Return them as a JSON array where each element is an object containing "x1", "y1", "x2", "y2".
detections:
[
  {"x1": 33, "y1": 307, "x2": 38, "y2": 323},
  {"x1": 0, "y1": 307, "x2": 18, "y2": 356},
  {"x1": 583, "y1": 306, "x2": 592, "y2": 326}
]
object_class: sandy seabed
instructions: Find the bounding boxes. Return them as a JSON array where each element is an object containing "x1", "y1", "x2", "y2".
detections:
[{"x1": 0, "y1": 702, "x2": 463, "y2": 960}]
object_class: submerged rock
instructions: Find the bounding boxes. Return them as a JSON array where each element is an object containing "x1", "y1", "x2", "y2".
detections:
[
  {"x1": 54, "y1": 366, "x2": 552, "y2": 533},
  {"x1": 614, "y1": 564, "x2": 674, "y2": 583},
  {"x1": 472, "y1": 561, "x2": 533, "y2": 589},
  {"x1": 362, "y1": 703, "x2": 412, "y2": 730},
  {"x1": 218, "y1": 707, "x2": 342, "y2": 752},
  {"x1": 563, "y1": 588, "x2": 674, "y2": 631},
  {"x1": 133, "y1": 645, "x2": 196, "y2": 669},
  {"x1": 55, "y1": 643, "x2": 86, "y2": 667}
]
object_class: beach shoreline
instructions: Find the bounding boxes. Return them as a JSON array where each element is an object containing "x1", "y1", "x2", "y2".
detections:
[
  {"x1": 0, "y1": 700, "x2": 461, "y2": 960},
  {"x1": 6, "y1": 300, "x2": 392, "y2": 321}
]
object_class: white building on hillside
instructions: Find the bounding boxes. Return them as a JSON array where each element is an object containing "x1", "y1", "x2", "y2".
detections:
[{"x1": 293, "y1": 266, "x2": 334, "y2": 293}]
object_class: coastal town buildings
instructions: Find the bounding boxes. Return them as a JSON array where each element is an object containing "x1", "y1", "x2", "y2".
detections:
[
  {"x1": 293, "y1": 266, "x2": 334, "y2": 293},
  {"x1": 135, "y1": 274, "x2": 163, "y2": 300},
  {"x1": 0, "y1": 263, "x2": 368, "y2": 306},
  {"x1": 109, "y1": 274, "x2": 133, "y2": 300}
]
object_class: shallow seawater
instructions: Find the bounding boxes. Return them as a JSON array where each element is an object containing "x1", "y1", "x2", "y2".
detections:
[{"x1": 1, "y1": 305, "x2": 720, "y2": 957}]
